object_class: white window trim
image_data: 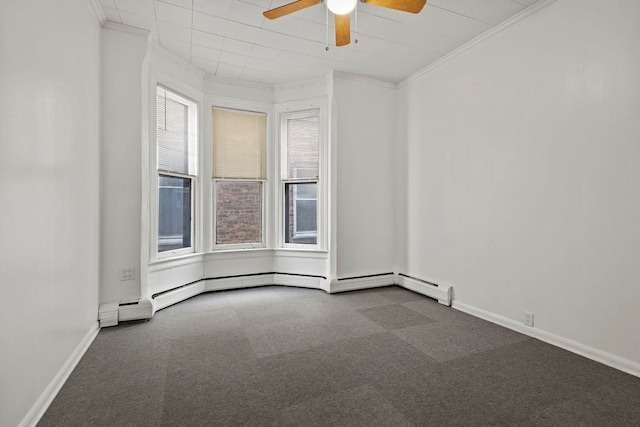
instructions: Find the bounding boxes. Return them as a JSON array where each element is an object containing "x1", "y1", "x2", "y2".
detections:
[
  {"x1": 207, "y1": 97, "x2": 274, "y2": 252},
  {"x1": 276, "y1": 98, "x2": 328, "y2": 251},
  {"x1": 156, "y1": 171, "x2": 196, "y2": 258},
  {"x1": 149, "y1": 74, "x2": 204, "y2": 262}
]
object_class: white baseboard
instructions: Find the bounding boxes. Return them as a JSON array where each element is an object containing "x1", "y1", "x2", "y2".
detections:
[
  {"x1": 20, "y1": 322, "x2": 100, "y2": 427},
  {"x1": 396, "y1": 274, "x2": 452, "y2": 306},
  {"x1": 329, "y1": 273, "x2": 396, "y2": 293},
  {"x1": 453, "y1": 301, "x2": 640, "y2": 379}
]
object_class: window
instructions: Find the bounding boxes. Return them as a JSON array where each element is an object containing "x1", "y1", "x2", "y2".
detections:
[
  {"x1": 282, "y1": 112, "x2": 319, "y2": 246},
  {"x1": 212, "y1": 108, "x2": 266, "y2": 248},
  {"x1": 156, "y1": 86, "x2": 197, "y2": 254}
]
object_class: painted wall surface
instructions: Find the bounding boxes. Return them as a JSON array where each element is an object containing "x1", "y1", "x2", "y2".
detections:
[
  {"x1": 400, "y1": 0, "x2": 640, "y2": 366},
  {"x1": 100, "y1": 25, "x2": 149, "y2": 304},
  {"x1": 334, "y1": 76, "x2": 397, "y2": 278},
  {"x1": 0, "y1": 1, "x2": 101, "y2": 425}
]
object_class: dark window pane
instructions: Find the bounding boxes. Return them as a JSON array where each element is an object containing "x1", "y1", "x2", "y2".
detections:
[
  {"x1": 158, "y1": 175, "x2": 192, "y2": 252},
  {"x1": 215, "y1": 181, "x2": 263, "y2": 245},
  {"x1": 285, "y1": 183, "x2": 317, "y2": 244}
]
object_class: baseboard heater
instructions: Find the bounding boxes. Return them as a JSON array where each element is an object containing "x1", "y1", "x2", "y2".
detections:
[
  {"x1": 331, "y1": 272, "x2": 396, "y2": 293},
  {"x1": 151, "y1": 272, "x2": 328, "y2": 299},
  {"x1": 396, "y1": 273, "x2": 452, "y2": 306},
  {"x1": 98, "y1": 299, "x2": 154, "y2": 328},
  {"x1": 149, "y1": 272, "x2": 328, "y2": 313}
]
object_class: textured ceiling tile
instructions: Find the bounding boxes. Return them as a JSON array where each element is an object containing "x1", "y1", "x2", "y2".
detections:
[
  {"x1": 428, "y1": 0, "x2": 526, "y2": 25},
  {"x1": 219, "y1": 50, "x2": 248, "y2": 67},
  {"x1": 224, "y1": 20, "x2": 262, "y2": 43},
  {"x1": 228, "y1": 1, "x2": 265, "y2": 27},
  {"x1": 413, "y1": 5, "x2": 492, "y2": 40},
  {"x1": 249, "y1": 44, "x2": 282, "y2": 62},
  {"x1": 158, "y1": 0, "x2": 192, "y2": 9},
  {"x1": 193, "y1": 0, "x2": 233, "y2": 17},
  {"x1": 221, "y1": 38, "x2": 254, "y2": 56},
  {"x1": 191, "y1": 44, "x2": 221, "y2": 61},
  {"x1": 155, "y1": 1, "x2": 192, "y2": 27},
  {"x1": 190, "y1": 57, "x2": 219, "y2": 74},
  {"x1": 158, "y1": 22, "x2": 191, "y2": 43},
  {"x1": 192, "y1": 11, "x2": 228, "y2": 35},
  {"x1": 192, "y1": 29, "x2": 224, "y2": 50},
  {"x1": 216, "y1": 62, "x2": 243, "y2": 78},
  {"x1": 160, "y1": 38, "x2": 192, "y2": 61},
  {"x1": 115, "y1": 0, "x2": 155, "y2": 17}
]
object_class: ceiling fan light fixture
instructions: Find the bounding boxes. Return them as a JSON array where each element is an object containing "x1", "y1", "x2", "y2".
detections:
[{"x1": 326, "y1": 0, "x2": 357, "y2": 15}]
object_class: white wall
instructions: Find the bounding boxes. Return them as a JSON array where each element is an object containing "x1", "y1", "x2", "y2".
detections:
[
  {"x1": 0, "y1": 1, "x2": 101, "y2": 425},
  {"x1": 100, "y1": 24, "x2": 150, "y2": 304},
  {"x1": 399, "y1": 0, "x2": 640, "y2": 369},
  {"x1": 333, "y1": 75, "x2": 397, "y2": 278}
]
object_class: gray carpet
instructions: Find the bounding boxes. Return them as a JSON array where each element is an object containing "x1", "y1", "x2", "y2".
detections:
[{"x1": 39, "y1": 285, "x2": 640, "y2": 426}]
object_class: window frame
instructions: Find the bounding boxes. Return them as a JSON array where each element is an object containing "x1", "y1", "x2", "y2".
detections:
[
  {"x1": 209, "y1": 102, "x2": 272, "y2": 251},
  {"x1": 151, "y1": 83, "x2": 200, "y2": 261},
  {"x1": 278, "y1": 105, "x2": 326, "y2": 250}
]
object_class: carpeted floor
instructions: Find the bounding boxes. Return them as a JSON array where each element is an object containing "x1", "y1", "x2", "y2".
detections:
[{"x1": 39, "y1": 285, "x2": 640, "y2": 426}]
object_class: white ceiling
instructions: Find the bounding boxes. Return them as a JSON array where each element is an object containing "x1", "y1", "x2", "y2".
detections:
[{"x1": 99, "y1": 0, "x2": 540, "y2": 84}]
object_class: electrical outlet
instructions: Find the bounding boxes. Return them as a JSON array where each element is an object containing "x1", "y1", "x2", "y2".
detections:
[
  {"x1": 524, "y1": 311, "x2": 534, "y2": 327},
  {"x1": 119, "y1": 268, "x2": 135, "y2": 281}
]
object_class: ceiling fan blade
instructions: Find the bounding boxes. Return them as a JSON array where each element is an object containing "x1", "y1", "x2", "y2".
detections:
[
  {"x1": 363, "y1": 0, "x2": 426, "y2": 14},
  {"x1": 263, "y1": 0, "x2": 322, "y2": 19},
  {"x1": 335, "y1": 14, "x2": 350, "y2": 46}
]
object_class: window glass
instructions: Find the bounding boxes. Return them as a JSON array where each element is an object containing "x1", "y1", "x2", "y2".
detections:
[
  {"x1": 284, "y1": 183, "x2": 317, "y2": 244},
  {"x1": 158, "y1": 175, "x2": 192, "y2": 252},
  {"x1": 215, "y1": 181, "x2": 263, "y2": 245}
]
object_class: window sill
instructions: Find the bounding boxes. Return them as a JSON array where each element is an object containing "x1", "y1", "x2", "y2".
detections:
[{"x1": 149, "y1": 252, "x2": 204, "y2": 272}]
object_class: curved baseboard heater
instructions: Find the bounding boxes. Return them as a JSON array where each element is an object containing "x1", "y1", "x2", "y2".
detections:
[{"x1": 99, "y1": 271, "x2": 452, "y2": 327}]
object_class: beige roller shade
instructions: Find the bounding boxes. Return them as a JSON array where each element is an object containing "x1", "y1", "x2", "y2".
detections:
[{"x1": 213, "y1": 108, "x2": 266, "y2": 179}]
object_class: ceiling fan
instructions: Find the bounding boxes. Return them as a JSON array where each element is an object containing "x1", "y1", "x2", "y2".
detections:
[{"x1": 263, "y1": 0, "x2": 427, "y2": 47}]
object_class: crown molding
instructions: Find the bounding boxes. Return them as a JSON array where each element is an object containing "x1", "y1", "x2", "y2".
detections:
[
  {"x1": 102, "y1": 21, "x2": 151, "y2": 38},
  {"x1": 89, "y1": 0, "x2": 106, "y2": 26},
  {"x1": 332, "y1": 71, "x2": 397, "y2": 89},
  {"x1": 399, "y1": 0, "x2": 558, "y2": 88},
  {"x1": 149, "y1": 42, "x2": 205, "y2": 81},
  {"x1": 103, "y1": 21, "x2": 151, "y2": 38}
]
